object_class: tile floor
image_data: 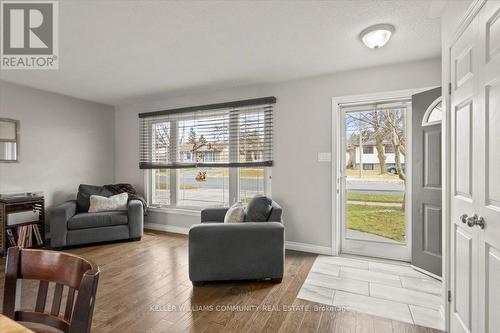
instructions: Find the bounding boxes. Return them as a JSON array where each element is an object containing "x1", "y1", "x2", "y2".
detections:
[{"x1": 297, "y1": 255, "x2": 445, "y2": 330}]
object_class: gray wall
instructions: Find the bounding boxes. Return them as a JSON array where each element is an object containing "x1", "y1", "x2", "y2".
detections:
[
  {"x1": 0, "y1": 80, "x2": 115, "y2": 227},
  {"x1": 115, "y1": 58, "x2": 441, "y2": 249}
]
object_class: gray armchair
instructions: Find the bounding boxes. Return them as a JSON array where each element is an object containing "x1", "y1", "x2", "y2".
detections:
[
  {"x1": 51, "y1": 184, "x2": 143, "y2": 248},
  {"x1": 189, "y1": 198, "x2": 284, "y2": 285}
]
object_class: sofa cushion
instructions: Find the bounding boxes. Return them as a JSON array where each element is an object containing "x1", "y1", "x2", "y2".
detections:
[
  {"x1": 68, "y1": 211, "x2": 128, "y2": 230},
  {"x1": 245, "y1": 195, "x2": 273, "y2": 222},
  {"x1": 77, "y1": 184, "x2": 113, "y2": 213}
]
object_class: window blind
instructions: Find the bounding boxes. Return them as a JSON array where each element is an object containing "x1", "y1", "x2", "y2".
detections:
[{"x1": 139, "y1": 97, "x2": 275, "y2": 169}]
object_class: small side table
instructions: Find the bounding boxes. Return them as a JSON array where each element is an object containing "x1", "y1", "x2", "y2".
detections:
[{"x1": 0, "y1": 195, "x2": 45, "y2": 257}]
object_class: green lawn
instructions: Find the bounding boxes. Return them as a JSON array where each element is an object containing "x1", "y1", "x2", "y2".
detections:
[
  {"x1": 347, "y1": 204, "x2": 405, "y2": 242},
  {"x1": 347, "y1": 192, "x2": 404, "y2": 203}
]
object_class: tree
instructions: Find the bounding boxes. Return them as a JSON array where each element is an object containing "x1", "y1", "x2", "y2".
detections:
[
  {"x1": 382, "y1": 108, "x2": 406, "y2": 212},
  {"x1": 199, "y1": 134, "x2": 207, "y2": 146},
  {"x1": 346, "y1": 111, "x2": 387, "y2": 174},
  {"x1": 371, "y1": 111, "x2": 387, "y2": 174},
  {"x1": 240, "y1": 130, "x2": 261, "y2": 162},
  {"x1": 188, "y1": 127, "x2": 197, "y2": 146},
  {"x1": 383, "y1": 109, "x2": 406, "y2": 181},
  {"x1": 154, "y1": 123, "x2": 170, "y2": 147}
]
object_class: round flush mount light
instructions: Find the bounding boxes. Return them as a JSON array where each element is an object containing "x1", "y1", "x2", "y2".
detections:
[{"x1": 359, "y1": 24, "x2": 395, "y2": 49}]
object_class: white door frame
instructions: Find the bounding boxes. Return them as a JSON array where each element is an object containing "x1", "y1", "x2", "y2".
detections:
[
  {"x1": 331, "y1": 87, "x2": 436, "y2": 261},
  {"x1": 442, "y1": 1, "x2": 487, "y2": 331}
]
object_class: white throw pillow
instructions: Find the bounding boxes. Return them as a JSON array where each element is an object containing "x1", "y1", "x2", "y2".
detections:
[
  {"x1": 224, "y1": 202, "x2": 245, "y2": 223},
  {"x1": 88, "y1": 193, "x2": 128, "y2": 213}
]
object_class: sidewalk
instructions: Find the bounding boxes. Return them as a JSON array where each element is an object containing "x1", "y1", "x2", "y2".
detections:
[
  {"x1": 346, "y1": 229, "x2": 403, "y2": 244},
  {"x1": 347, "y1": 200, "x2": 403, "y2": 208}
]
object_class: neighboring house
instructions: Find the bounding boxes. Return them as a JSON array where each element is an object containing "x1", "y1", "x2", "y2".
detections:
[
  {"x1": 153, "y1": 140, "x2": 265, "y2": 164},
  {"x1": 346, "y1": 140, "x2": 405, "y2": 171},
  {"x1": 179, "y1": 143, "x2": 265, "y2": 163},
  {"x1": 178, "y1": 143, "x2": 226, "y2": 163}
]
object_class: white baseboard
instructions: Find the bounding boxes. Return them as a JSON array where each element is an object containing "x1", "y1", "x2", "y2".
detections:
[
  {"x1": 285, "y1": 241, "x2": 332, "y2": 255},
  {"x1": 145, "y1": 223, "x2": 189, "y2": 235},
  {"x1": 145, "y1": 223, "x2": 332, "y2": 255},
  {"x1": 439, "y1": 305, "x2": 445, "y2": 319}
]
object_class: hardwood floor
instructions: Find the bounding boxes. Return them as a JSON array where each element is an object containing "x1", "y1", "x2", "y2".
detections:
[{"x1": 0, "y1": 230, "x2": 444, "y2": 333}]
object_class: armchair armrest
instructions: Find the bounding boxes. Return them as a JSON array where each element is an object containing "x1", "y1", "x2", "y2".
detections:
[
  {"x1": 200, "y1": 208, "x2": 228, "y2": 223},
  {"x1": 128, "y1": 199, "x2": 144, "y2": 239},
  {"x1": 51, "y1": 200, "x2": 77, "y2": 247}
]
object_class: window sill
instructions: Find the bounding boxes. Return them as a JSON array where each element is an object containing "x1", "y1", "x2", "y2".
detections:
[{"x1": 148, "y1": 207, "x2": 201, "y2": 217}]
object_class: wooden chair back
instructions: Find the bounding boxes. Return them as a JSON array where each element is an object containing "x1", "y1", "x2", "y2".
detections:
[{"x1": 3, "y1": 247, "x2": 100, "y2": 333}]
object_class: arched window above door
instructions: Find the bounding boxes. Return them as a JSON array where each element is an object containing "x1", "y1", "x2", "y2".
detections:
[{"x1": 422, "y1": 97, "x2": 442, "y2": 126}]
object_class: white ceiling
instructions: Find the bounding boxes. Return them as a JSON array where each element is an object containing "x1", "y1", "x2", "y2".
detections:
[{"x1": 0, "y1": 0, "x2": 442, "y2": 106}]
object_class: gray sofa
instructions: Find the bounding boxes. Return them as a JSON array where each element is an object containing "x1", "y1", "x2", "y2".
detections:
[
  {"x1": 189, "y1": 197, "x2": 284, "y2": 285},
  {"x1": 51, "y1": 184, "x2": 144, "y2": 248}
]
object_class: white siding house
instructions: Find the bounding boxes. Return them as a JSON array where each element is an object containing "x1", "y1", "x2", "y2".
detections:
[{"x1": 347, "y1": 143, "x2": 405, "y2": 170}]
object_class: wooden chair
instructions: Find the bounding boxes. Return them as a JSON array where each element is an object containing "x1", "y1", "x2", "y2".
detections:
[{"x1": 3, "y1": 247, "x2": 100, "y2": 333}]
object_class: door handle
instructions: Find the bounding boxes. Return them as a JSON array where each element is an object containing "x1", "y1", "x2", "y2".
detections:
[
  {"x1": 460, "y1": 213, "x2": 486, "y2": 229},
  {"x1": 471, "y1": 214, "x2": 485, "y2": 229}
]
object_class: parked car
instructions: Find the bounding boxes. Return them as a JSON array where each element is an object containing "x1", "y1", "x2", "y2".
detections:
[{"x1": 387, "y1": 164, "x2": 405, "y2": 174}]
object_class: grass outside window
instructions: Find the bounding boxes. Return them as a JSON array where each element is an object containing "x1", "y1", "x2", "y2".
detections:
[
  {"x1": 347, "y1": 204, "x2": 405, "y2": 242},
  {"x1": 347, "y1": 192, "x2": 404, "y2": 204}
]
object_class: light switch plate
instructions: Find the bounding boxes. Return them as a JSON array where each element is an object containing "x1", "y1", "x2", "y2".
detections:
[{"x1": 318, "y1": 152, "x2": 332, "y2": 162}]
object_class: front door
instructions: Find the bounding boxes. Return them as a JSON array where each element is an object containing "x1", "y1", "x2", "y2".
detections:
[
  {"x1": 449, "y1": 1, "x2": 500, "y2": 332},
  {"x1": 411, "y1": 87, "x2": 442, "y2": 277}
]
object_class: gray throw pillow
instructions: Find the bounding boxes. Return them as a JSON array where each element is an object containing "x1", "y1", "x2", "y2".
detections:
[
  {"x1": 76, "y1": 184, "x2": 113, "y2": 213},
  {"x1": 245, "y1": 195, "x2": 273, "y2": 222}
]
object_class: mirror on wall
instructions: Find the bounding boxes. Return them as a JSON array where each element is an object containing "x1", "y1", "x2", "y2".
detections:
[{"x1": 0, "y1": 118, "x2": 19, "y2": 162}]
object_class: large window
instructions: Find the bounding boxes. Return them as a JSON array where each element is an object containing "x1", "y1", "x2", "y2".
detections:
[
  {"x1": 384, "y1": 145, "x2": 395, "y2": 154},
  {"x1": 140, "y1": 97, "x2": 274, "y2": 209},
  {"x1": 150, "y1": 167, "x2": 267, "y2": 208}
]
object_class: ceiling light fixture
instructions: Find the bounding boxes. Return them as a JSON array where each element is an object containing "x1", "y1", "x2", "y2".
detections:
[{"x1": 359, "y1": 24, "x2": 395, "y2": 49}]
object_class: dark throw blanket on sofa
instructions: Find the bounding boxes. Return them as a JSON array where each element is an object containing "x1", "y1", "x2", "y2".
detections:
[{"x1": 104, "y1": 183, "x2": 148, "y2": 214}]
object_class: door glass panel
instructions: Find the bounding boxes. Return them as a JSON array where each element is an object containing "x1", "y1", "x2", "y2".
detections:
[
  {"x1": 423, "y1": 98, "x2": 443, "y2": 125},
  {"x1": 344, "y1": 108, "x2": 407, "y2": 244},
  {"x1": 427, "y1": 101, "x2": 443, "y2": 123}
]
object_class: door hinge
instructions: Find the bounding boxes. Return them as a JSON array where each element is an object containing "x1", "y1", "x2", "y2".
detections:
[
  {"x1": 448, "y1": 82, "x2": 452, "y2": 95},
  {"x1": 448, "y1": 290, "x2": 452, "y2": 303}
]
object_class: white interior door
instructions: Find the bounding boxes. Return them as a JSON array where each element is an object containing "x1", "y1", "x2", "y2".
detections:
[
  {"x1": 449, "y1": 1, "x2": 500, "y2": 332},
  {"x1": 449, "y1": 15, "x2": 478, "y2": 332}
]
